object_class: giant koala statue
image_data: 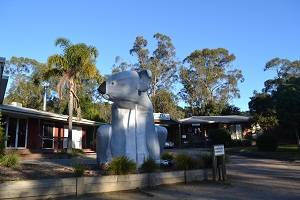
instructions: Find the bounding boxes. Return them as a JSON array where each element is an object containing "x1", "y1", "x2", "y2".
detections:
[{"x1": 97, "y1": 69, "x2": 168, "y2": 166}]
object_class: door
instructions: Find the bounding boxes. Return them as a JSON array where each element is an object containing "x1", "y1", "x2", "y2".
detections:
[
  {"x1": 42, "y1": 124, "x2": 54, "y2": 149},
  {"x1": 63, "y1": 126, "x2": 82, "y2": 149}
]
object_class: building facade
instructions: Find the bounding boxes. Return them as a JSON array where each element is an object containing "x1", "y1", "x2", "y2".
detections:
[{"x1": 1, "y1": 104, "x2": 102, "y2": 152}]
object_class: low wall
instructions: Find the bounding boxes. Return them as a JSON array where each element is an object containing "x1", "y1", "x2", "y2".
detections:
[{"x1": 0, "y1": 169, "x2": 208, "y2": 199}]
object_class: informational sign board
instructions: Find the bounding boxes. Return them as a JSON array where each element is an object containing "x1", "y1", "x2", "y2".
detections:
[
  {"x1": 153, "y1": 113, "x2": 170, "y2": 120},
  {"x1": 213, "y1": 145, "x2": 225, "y2": 156}
]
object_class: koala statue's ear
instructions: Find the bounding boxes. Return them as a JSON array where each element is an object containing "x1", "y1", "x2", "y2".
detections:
[{"x1": 138, "y1": 69, "x2": 152, "y2": 92}]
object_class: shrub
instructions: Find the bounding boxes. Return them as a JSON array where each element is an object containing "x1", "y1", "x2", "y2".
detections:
[
  {"x1": 197, "y1": 154, "x2": 212, "y2": 169},
  {"x1": 73, "y1": 163, "x2": 85, "y2": 177},
  {"x1": 108, "y1": 156, "x2": 136, "y2": 175},
  {"x1": 0, "y1": 152, "x2": 20, "y2": 168},
  {"x1": 256, "y1": 133, "x2": 278, "y2": 151},
  {"x1": 174, "y1": 154, "x2": 196, "y2": 170},
  {"x1": 140, "y1": 158, "x2": 158, "y2": 173},
  {"x1": 161, "y1": 152, "x2": 174, "y2": 161},
  {"x1": 0, "y1": 113, "x2": 5, "y2": 156},
  {"x1": 70, "y1": 148, "x2": 84, "y2": 157},
  {"x1": 208, "y1": 128, "x2": 232, "y2": 147}
]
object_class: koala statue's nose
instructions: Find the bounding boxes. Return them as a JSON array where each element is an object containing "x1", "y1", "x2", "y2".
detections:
[{"x1": 98, "y1": 81, "x2": 106, "y2": 94}]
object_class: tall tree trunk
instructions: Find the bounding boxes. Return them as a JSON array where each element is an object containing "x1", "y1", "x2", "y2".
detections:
[{"x1": 67, "y1": 79, "x2": 74, "y2": 153}]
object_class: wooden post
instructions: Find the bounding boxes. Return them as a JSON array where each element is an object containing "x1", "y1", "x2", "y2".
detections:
[
  {"x1": 212, "y1": 149, "x2": 217, "y2": 181},
  {"x1": 212, "y1": 144, "x2": 226, "y2": 182},
  {"x1": 222, "y1": 154, "x2": 227, "y2": 181}
]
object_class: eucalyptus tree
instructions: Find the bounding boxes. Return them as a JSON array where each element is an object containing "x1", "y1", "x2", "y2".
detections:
[
  {"x1": 4, "y1": 57, "x2": 47, "y2": 109},
  {"x1": 180, "y1": 48, "x2": 244, "y2": 115},
  {"x1": 130, "y1": 33, "x2": 179, "y2": 96},
  {"x1": 46, "y1": 38, "x2": 100, "y2": 152}
]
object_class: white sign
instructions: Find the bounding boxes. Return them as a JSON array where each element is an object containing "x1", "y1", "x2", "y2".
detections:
[
  {"x1": 182, "y1": 135, "x2": 187, "y2": 139},
  {"x1": 153, "y1": 113, "x2": 170, "y2": 120},
  {"x1": 213, "y1": 145, "x2": 225, "y2": 156}
]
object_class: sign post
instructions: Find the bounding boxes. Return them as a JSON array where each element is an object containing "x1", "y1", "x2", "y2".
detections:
[{"x1": 212, "y1": 144, "x2": 226, "y2": 181}]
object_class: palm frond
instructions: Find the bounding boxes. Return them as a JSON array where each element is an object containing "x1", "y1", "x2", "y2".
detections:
[
  {"x1": 55, "y1": 38, "x2": 71, "y2": 50},
  {"x1": 57, "y1": 74, "x2": 70, "y2": 99},
  {"x1": 47, "y1": 54, "x2": 68, "y2": 70}
]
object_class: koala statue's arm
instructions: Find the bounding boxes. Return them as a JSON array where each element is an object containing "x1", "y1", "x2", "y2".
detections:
[
  {"x1": 96, "y1": 125, "x2": 112, "y2": 165},
  {"x1": 155, "y1": 125, "x2": 168, "y2": 154}
]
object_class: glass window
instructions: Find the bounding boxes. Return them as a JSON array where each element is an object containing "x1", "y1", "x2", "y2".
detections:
[
  {"x1": 7, "y1": 118, "x2": 17, "y2": 147},
  {"x1": 17, "y1": 119, "x2": 27, "y2": 147}
]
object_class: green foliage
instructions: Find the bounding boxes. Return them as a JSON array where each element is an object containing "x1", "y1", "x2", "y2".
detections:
[
  {"x1": 0, "y1": 152, "x2": 20, "y2": 168},
  {"x1": 73, "y1": 163, "x2": 85, "y2": 177},
  {"x1": 5, "y1": 76, "x2": 44, "y2": 109},
  {"x1": 0, "y1": 113, "x2": 5, "y2": 156},
  {"x1": 249, "y1": 92, "x2": 278, "y2": 131},
  {"x1": 208, "y1": 128, "x2": 232, "y2": 147},
  {"x1": 201, "y1": 154, "x2": 213, "y2": 168},
  {"x1": 161, "y1": 152, "x2": 174, "y2": 161},
  {"x1": 256, "y1": 133, "x2": 278, "y2": 152},
  {"x1": 221, "y1": 104, "x2": 241, "y2": 115},
  {"x1": 195, "y1": 154, "x2": 213, "y2": 169},
  {"x1": 69, "y1": 148, "x2": 84, "y2": 157},
  {"x1": 250, "y1": 57, "x2": 300, "y2": 145},
  {"x1": 108, "y1": 156, "x2": 136, "y2": 175},
  {"x1": 130, "y1": 33, "x2": 179, "y2": 96},
  {"x1": 151, "y1": 89, "x2": 184, "y2": 120},
  {"x1": 140, "y1": 158, "x2": 158, "y2": 173},
  {"x1": 180, "y1": 48, "x2": 244, "y2": 115},
  {"x1": 174, "y1": 154, "x2": 197, "y2": 170}
]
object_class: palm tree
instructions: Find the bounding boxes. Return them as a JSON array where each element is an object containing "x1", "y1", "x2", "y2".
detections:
[{"x1": 46, "y1": 38, "x2": 100, "y2": 153}]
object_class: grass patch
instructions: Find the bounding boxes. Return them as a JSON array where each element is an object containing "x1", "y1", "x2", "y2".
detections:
[
  {"x1": 0, "y1": 152, "x2": 20, "y2": 168},
  {"x1": 73, "y1": 163, "x2": 85, "y2": 177},
  {"x1": 228, "y1": 144, "x2": 300, "y2": 161}
]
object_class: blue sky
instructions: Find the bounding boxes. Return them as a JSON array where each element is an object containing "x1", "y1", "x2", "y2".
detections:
[{"x1": 1, "y1": 0, "x2": 299, "y2": 111}]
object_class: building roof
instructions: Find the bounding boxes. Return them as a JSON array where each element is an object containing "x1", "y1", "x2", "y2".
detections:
[
  {"x1": 179, "y1": 115, "x2": 251, "y2": 124},
  {"x1": 0, "y1": 104, "x2": 103, "y2": 126}
]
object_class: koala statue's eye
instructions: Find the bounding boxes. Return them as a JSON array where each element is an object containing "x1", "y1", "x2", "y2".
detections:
[{"x1": 111, "y1": 81, "x2": 115, "y2": 85}]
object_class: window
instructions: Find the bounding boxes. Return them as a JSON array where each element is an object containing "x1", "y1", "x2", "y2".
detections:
[{"x1": 5, "y1": 117, "x2": 28, "y2": 148}]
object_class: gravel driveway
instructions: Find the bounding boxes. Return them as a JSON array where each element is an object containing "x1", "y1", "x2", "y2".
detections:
[{"x1": 70, "y1": 155, "x2": 300, "y2": 200}]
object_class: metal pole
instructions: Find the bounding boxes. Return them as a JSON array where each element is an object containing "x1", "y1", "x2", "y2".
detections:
[{"x1": 43, "y1": 85, "x2": 47, "y2": 111}]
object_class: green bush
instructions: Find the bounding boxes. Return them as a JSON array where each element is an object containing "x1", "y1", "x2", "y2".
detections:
[
  {"x1": 161, "y1": 152, "x2": 174, "y2": 161},
  {"x1": 174, "y1": 154, "x2": 196, "y2": 170},
  {"x1": 0, "y1": 113, "x2": 6, "y2": 156},
  {"x1": 208, "y1": 128, "x2": 232, "y2": 147},
  {"x1": 70, "y1": 148, "x2": 84, "y2": 157},
  {"x1": 196, "y1": 154, "x2": 212, "y2": 169},
  {"x1": 256, "y1": 133, "x2": 278, "y2": 152},
  {"x1": 108, "y1": 156, "x2": 136, "y2": 175},
  {"x1": 73, "y1": 163, "x2": 85, "y2": 177},
  {"x1": 140, "y1": 158, "x2": 158, "y2": 173},
  {"x1": 0, "y1": 152, "x2": 20, "y2": 168}
]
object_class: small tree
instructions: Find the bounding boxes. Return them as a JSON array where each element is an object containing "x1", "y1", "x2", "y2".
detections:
[{"x1": 45, "y1": 38, "x2": 101, "y2": 153}]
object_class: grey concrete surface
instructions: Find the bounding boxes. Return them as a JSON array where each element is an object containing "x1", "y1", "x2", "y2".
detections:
[{"x1": 68, "y1": 155, "x2": 300, "y2": 200}]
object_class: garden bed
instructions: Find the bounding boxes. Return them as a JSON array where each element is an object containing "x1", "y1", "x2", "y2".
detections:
[{"x1": 0, "y1": 169, "x2": 209, "y2": 199}]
